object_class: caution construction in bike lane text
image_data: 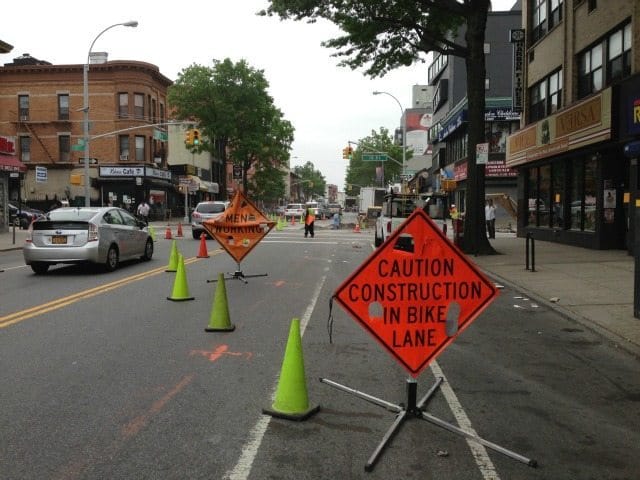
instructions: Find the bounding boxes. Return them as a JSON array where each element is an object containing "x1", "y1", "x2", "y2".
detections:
[{"x1": 334, "y1": 208, "x2": 498, "y2": 378}]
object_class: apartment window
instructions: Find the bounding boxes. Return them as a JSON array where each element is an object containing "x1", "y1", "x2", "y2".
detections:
[
  {"x1": 578, "y1": 21, "x2": 631, "y2": 99},
  {"x1": 151, "y1": 99, "x2": 157, "y2": 123},
  {"x1": 529, "y1": 79, "x2": 547, "y2": 122},
  {"x1": 134, "y1": 93, "x2": 144, "y2": 119},
  {"x1": 20, "y1": 136, "x2": 31, "y2": 163},
  {"x1": 18, "y1": 95, "x2": 29, "y2": 120},
  {"x1": 160, "y1": 103, "x2": 165, "y2": 123},
  {"x1": 58, "y1": 94, "x2": 69, "y2": 120},
  {"x1": 578, "y1": 42, "x2": 603, "y2": 98},
  {"x1": 135, "y1": 135, "x2": 145, "y2": 162},
  {"x1": 529, "y1": 69, "x2": 562, "y2": 122},
  {"x1": 428, "y1": 53, "x2": 448, "y2": 84},
  {"x1": 607, "y1": 23, "x2": 632, "y2": 84},
  {"x1": 548, "y1": 70, "x2": 562, "y2": 113},
  {"x1": 118, "y1": 93, "x2": 129, "y2": 118},
  {"x1": 532, "y1": 0, "x2": 547, "y2": 43},
  {"x1": 58, "y1": 135, "x2": 70, "y2": 162},
  {"x1": 548, "y1": 0, "x2": 563, "y2": 30},
  {"x1": 119, "y1": 135, "x2": 130, "y2": 161}
]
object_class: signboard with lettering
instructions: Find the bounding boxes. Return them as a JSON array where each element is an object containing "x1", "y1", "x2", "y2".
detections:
[
  {"x1": 203, "y1": 190, "x2": 275, "y2": 263},
  {"x1": 334, "y1": 209, "x2": 498, "y2": 377}
]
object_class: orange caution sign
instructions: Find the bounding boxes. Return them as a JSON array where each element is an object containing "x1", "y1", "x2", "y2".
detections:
[
  {"x1": 334, "y1": 208, "x2": 498, "y2": 378},
  {"x1": 203, "y1": 190, "x2": 275, "y2": 263}
]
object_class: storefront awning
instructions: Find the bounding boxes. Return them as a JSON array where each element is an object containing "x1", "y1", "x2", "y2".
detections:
[{"x1": 0, "y1": 155, "x2": 27, "y2": 173}]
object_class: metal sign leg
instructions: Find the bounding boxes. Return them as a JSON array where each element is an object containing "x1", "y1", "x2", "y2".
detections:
[{"x1": 206, "y1": 262, "x2": 268, "y2": 284}]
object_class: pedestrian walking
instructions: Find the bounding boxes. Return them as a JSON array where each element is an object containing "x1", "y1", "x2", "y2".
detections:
[
  {"x1": 137, "y1": 199, "x2": 151, "y2": 225},
  {"x1": 304, "y1": 205, "x2": 315, "y2": 238},
  {"x1": 485, "y1": 199, "x2": 496, "y2": 239}
]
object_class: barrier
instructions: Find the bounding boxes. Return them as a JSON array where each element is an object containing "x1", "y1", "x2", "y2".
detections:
[{"x1": 526, "y1": 232, "x2": 536, "y2": 272}]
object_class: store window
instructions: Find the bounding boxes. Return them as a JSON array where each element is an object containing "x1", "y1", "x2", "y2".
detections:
[
  {"x1": 486, "y1": 122, "x2": 517, "y2": 153},
  {"x1": 551, "y1": 162, "x2": 564, "y2": 228},
  {"x1": 567, "y1": 156, "x2": 597, "y2": 231},
  {"x1": 584, "y1": 157, "x2": 597, "y2": 232},
  {"x1": 527, "y1": 168, "x2": 539, "y2": 226}
]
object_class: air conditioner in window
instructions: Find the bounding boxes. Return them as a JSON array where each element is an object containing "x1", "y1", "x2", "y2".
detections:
[
  {"x1": 20, "y1": 115, "x2": 28, "y2": 121},
  {"x1": 119, "y1": 154, "x2": 129, "y2": 161}
]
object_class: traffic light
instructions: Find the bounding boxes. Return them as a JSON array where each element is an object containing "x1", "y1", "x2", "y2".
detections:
[
  {"x1": 185, "y1": 130, "x2": 194, "y2": 146},
  {"x1": 342, "y1": 146, "x2": 349, "y2": 159},
  {"x1": 347, "y1": 146, "x2": 353, "y2": 159},
  {"x1": 192, "y1": 129, "x2": 201, "y2": 146}
]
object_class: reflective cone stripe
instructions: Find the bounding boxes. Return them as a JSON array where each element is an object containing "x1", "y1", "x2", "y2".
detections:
[
  {"x1": 165, "y1": 240, "x2": 179, "y2": 272},
  {"x1": 167, "y1": 254, "x2": 194, "y2": 301},
  {"x1": 205, "y1": 273, "x2": 235, "y2": 332},
  {"x1": 262, "y1": 318, "x2": 319, "y2": 421},
  {"x1": 197, "y1": 233, "x2": 209, "y2": 258}
]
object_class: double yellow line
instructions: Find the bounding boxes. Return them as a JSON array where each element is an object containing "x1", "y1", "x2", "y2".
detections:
[{"x1": 0, "y1": 257, "x2": 202, "y2": 329}]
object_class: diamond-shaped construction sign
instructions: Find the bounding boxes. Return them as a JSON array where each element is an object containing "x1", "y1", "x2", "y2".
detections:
[
  {"x1": 203, "y1": 190, "x2": 275, "y2": 264},
  {"x1": 334, "y1": 208, "x2": 498, "y2": 378}
]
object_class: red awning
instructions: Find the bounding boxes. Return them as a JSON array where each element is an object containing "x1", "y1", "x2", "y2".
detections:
[{"x1": 0, "y1": 155, "x2": 27, "y2": 173}]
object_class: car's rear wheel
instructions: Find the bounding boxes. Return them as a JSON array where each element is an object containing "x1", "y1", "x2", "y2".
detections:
[
  {"x1": 105, "y1": 245, "x2": 119, "y2": 272},
  {"x1": 192, "y1": 230, "x2": 201, "y2": 239},
  {"x1": 141, "y1": 239, "x2": 154, "y2": 261},
  {"x1": 374, "y1": 230, "x2": 382, "y2": 247},
  {"x1": 30, "y1": 262, "x2": 49, "y2": 274}
]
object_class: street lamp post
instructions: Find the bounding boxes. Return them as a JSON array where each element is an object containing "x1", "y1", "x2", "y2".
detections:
[
  {"x1": 373, "y1": 91, "x2": 406, "y2": 183},
  {"x1": 83, "y1": 21, "x2": 138, "y2": 207}
]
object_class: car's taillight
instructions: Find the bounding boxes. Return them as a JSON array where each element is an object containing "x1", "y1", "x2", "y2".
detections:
[{"x1": 88, "y1": 223, "x2": 98, "y2": 242}]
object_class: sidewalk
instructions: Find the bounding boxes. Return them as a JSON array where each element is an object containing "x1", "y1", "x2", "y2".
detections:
[{"x1": 1, "y1": 225, "x2": 638, "y2": 358}]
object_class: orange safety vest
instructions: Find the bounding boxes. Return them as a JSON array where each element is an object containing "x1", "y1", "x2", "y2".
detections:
[{"x1": 305, "y1": 209, "x2": 315, "y2": 225}]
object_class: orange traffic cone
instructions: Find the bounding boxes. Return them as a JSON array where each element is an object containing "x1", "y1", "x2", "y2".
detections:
[
  {"x1": 176, "y1": 222, "x2": 184, "y2": 237},
  {"x1": 262, "y1": 318, "x2": 319, "y2": 421},
  {"x1": 197, "y1": 233, "x2": 209, "y2": 258},
  {"x1": 165, "y1": 224, "x2": 172, "y2": 240},
  {"x1": 290, "y1": 215, "x2": 296, "y2": 226}
]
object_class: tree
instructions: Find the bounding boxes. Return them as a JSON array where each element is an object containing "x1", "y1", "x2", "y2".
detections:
[
  {"x1": 293, "y1": 161, "x2": 326, "y2": 200},
  {"x1": 261, "y1": 0, "x2": 495, "y2": 254},
  {"x1": 346, "y1": 127, "x2": 405, "y2": 192},
  {"x1": 168, "y1": 58, "x2": 294, "y2": 202}
]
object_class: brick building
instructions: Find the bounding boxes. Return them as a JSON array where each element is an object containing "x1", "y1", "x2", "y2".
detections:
[
  {"x1": 506, "y1": 0, "x2": 640, "y2": 251},
  {"x1": 0, "y1": 53, "x2": 174, "y2": 228}
]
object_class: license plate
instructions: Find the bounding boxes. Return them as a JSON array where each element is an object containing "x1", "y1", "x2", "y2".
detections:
[{"x1": 51, "y1": 235, "x2": 67, "y2": 244}]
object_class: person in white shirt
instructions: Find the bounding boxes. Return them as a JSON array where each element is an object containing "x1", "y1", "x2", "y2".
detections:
[
  {"x1": 485, "y1": 199, "x2": 496, "y2": 239},
  {"x1": 136, "y1": 200, "x2": 151, "y2": 224}
]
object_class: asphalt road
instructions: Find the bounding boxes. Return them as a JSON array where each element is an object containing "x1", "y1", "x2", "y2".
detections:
[{"x1": 1, "y1": 227, "x2": 638, "y2": 479}]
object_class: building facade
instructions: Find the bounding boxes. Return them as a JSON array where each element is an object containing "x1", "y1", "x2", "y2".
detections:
[
  {"x1": 426, "y1": 5, "x2": 522, "y2": 224},
  {"x1": 0, "y1": 53, "x2": 174, "y2": 227},
  {"x1": 506, "y1": 0, "x2": 639, "y2": 251}
]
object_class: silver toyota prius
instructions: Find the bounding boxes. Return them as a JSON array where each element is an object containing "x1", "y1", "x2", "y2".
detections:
[{"x1": 23, "y1": 206, "x2": 154, "y2": 274}]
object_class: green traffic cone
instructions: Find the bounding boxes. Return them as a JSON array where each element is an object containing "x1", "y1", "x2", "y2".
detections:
[
  {"x1": 167, "y1": 254, "x2": 194, "y2": 301},
  {"x1": 263, "y1": 318, "x2": 319, "y2": 421},
  {"x1": 165, "y1": 240, "x2": 178, "y2": 272},
  {"x1": 205, "y1": 273, "x2": 235, "y2": 332}
]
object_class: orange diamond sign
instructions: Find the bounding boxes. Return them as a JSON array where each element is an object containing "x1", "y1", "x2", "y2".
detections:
[
  {"x1": 203, "y1": 190, "x2": 275, "y2": 263},
  {"x1": 334, "y1": 208, "x2": 498, "y2": 378}
]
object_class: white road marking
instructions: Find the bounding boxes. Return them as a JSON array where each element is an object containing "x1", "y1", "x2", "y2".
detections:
[
  {"x1": 224, "y1": 275, "x2": 327, "y2": 480},
  {"x1": 429, "y1": 361, "x2": 500, "y2": 480}
]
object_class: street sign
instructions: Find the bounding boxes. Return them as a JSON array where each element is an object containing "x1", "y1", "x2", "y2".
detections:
[
  {"x1": 362, "y1": 153, "x2": 388, "y2": 162},
  {"x1": 35, "y1": 166, "x2": 47, "y2": 183},
  {"x1": 203, "y1": 190, "x2": 275, "y2": 263},
  {"x1": 334, "y1": 209, "x2": 498, "y2": 377},
  {"x1": 476, "y1": 142, "x2": 489, "y2": 165}
]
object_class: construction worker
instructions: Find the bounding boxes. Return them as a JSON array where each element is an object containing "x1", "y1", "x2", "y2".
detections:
[{"x1": 304, "y1": 205, "x2": 316, "y2": 238}]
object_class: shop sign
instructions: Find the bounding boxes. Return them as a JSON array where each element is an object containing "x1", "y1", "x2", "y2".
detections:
[{"x1": 99, "y1": 166, "x2": 144, "y2": 177}]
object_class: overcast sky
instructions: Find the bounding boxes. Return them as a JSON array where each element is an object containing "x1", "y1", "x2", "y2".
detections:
[{"x1": 2, "y1": 1, "x2": 516, "y2": 191}]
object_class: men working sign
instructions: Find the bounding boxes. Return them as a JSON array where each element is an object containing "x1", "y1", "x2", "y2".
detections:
[
  {"x1": 203, "y1": 190, "x2": 275, "y2": 264},
  {"x1": 334, "y1": 208, "x2": 498, "y2": 377}
]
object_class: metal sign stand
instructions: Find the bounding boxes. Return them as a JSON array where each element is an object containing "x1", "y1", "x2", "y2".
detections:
[
  {"x1": 320, "y1": 376, "x2": 538, "y2": 472},
  {"x1": 207, "y1": 261, "x2": 267, "y2": 285}
]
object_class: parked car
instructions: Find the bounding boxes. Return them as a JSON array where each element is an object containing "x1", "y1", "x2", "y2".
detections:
[
  {"x1": 23, "y1": 207, "x2": 153, "y2": 274},
  {"x1": 327, "y1": 203, "x2": 342, "y2": 216},
  {"x1": 284, "y1": 203, "x2": 304, "y2": 219},
  {"x1": 305, "y1": 201, "x2": 320, "y2": 216},
  {"x1": 8, "y1": 203, "x2": 44, "y2": 229},
  {"x1": 191, "y1": 201, "x2": 228, "y2": 239}
]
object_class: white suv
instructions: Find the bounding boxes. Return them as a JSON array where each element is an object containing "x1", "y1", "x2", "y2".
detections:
[
  {"x1": 284, "y1": 203, "x2": 304, "y2": 219},
  {"x1": 191, "y1": 201, "x2": 228, "y2": 239}
]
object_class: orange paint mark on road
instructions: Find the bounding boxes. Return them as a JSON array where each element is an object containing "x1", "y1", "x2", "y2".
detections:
[
  {"x1": 190, "y1": 344, "x2": 253, "y2": 362},
  {"x1": 121, "y1": 373, "x2": 195, "y2": 439}
]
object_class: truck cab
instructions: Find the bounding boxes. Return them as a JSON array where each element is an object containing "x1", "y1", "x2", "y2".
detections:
[{"x1": 374, "y1": 192, "x2": 446, "y2": 247}]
